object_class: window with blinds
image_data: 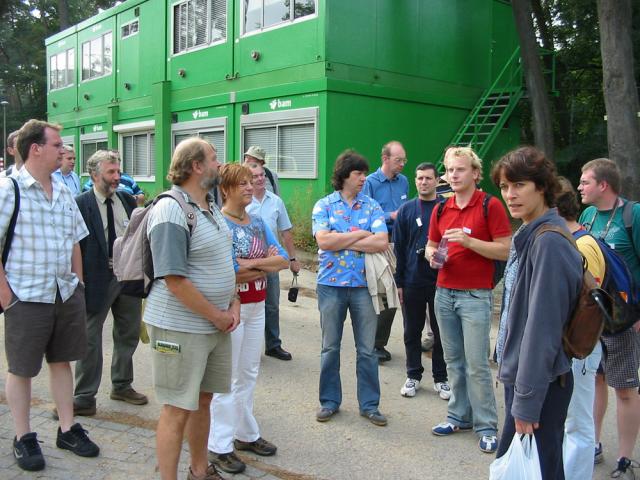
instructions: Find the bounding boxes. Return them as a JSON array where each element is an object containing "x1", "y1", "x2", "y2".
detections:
[
  {"x1": 173, "y1": 0, "x2": 227, "y2": 54},
  {"x1": 122, "y1": 20, "x2": 139, "y2": 39},
  {"x1": 80, "y1": 139, "x2": 108, "y2": 174},
  {"x1": 81, "y1": 32, "x2": 112, "y2": 81},
  {"x1": 121, "y1": 132, "x2": 156, "y2": 178},
  {"x1": 174, "y1": 129, "x2": 225, "y2": 162},
  {"x1": 243, "y1": 122, "x2": 315, "y2": 178},
  {"x1": 242, "y1": 0, "x2": 315, "y2": 34},
  {"x1": 49, "y1": 48, "x2": 75, "y2": 90}
]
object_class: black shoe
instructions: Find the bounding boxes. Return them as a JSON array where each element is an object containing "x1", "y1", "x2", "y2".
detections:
[
  {"x1": 360, "y1": 410, "x2": 388, "y2": 426},
  {"x1": 56, "y1": 423, "x2": 100, "y2": 457},
  {"x1": 374, "y1": 347, "x2": 391, "y2": 363},
  {"x1": 611, "y1": 457, "x2": 639, "y2": 479},
  {"x1": 234, "y1": 437, "x2": 277, "y2": 456},
  {"x1": 208, "y1": 451, "x2": 246, "y2": 474},
  {"x1": 13, "y1": 432, "x2": 45, "y2": 471},
  {"x1": 265, "y1": 346, "x2": 292, "y2": 361},
  {"x1": 316, "y1": 407, "x2": 338, "y2": 422}
]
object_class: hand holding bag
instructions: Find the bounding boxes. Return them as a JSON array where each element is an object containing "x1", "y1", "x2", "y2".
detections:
[
  {"x1": 489, "y1": 434, "x2": 542, "y2": 480},
  {"x1": 287, "y1": 273, "x2": 299, "y2": 302}
]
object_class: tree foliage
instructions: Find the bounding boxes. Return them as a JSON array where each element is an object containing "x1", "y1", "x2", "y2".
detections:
[{"x1": 0, "y1": 0, "x2": 117, "y2": 134}]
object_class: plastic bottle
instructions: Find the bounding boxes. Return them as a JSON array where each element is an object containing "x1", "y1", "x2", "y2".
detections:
[{"x1": 431, "y1": 237, "x2": 449, "y2": 269}]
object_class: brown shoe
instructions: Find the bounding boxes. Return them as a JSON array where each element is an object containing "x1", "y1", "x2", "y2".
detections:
[
  {"x1": 110, "y1": 388, "x2": 148, "y2": 405},
  {"x1": 234, "y1": 437, "x2": 277, "y2": 456},
  {"x1": 52, "y1": 403, "x2": 97, "y2": 420},
  {"x1": 187, "y1": 464, "x2": 224, "y2": 480}
]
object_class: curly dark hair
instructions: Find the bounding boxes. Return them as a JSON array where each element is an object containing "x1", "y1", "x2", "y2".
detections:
[
  {"x1": 331, "y1": 149, "x2": 369, "y2": 191},
  {"x1": 491, "y1": 146, "x2": 560, "y2": 208}
]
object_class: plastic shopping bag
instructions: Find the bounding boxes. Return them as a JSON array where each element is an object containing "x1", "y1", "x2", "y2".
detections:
[{"x1": 489, "y1": 434, "x2": 542, "y2": 480}]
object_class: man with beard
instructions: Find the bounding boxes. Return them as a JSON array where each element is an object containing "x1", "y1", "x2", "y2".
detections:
[
  {"x1": 72, "y1": 150, "x2": 147, "y2": 417},
  {"x1": 144, "y1": 138, "x2": 239, "y2": 480}
]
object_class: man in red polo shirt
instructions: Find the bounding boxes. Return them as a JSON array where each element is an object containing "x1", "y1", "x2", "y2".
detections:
[{"x1": 425, "y1": 146, "x2": 511, "y2": 454}]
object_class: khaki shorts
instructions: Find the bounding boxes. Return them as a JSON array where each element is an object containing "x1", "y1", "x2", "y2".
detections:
[
  {"x1": 148, "y1": 324, "x2": 231, "y2": 411},
  {"x1": 4, "y1": 284, "x2": 87, "y2": 378}
]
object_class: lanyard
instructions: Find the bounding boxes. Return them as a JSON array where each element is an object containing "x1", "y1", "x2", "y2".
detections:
[{"x1": 587, "y1": 197, "x2": 620, "y2": 241}]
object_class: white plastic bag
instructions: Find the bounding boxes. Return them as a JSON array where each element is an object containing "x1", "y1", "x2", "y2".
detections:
[{"x1": 489, "y1": 434, "x2": 542, "y2": 480}]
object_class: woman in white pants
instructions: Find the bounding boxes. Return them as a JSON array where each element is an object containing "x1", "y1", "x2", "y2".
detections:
[
  {"x1": 208, "y1": 164, "x2": 288, "y2": 474},
  {"x1": 556, "y1": 177, "x2": 605, "y2": 480}
]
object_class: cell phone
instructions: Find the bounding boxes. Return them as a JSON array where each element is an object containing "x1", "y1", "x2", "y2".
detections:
[{"x1": 155, "y1": 340, "x2": 181, "y2": 354}]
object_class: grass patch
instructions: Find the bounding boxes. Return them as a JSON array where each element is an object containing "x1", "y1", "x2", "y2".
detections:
[{"x1": 287, "y1": 184, "x2": 317, "y2": 254}]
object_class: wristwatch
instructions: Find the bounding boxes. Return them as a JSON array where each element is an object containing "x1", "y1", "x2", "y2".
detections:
[{"x1": 289, "y1": 258, "x2": 296, "y2": 262}]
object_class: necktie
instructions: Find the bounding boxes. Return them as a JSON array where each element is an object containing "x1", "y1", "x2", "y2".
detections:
[{"x1": 106, "y1": 197, "x2": 116, "y2": 258}]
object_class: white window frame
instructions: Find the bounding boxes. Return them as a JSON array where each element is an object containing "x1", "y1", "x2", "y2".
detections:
[
  {"x1": 81, "y1": 31, "x2": 113, "y2": 82},
  {"x1": 172, "y1": 117, "x2": 227, "y2": 162},
  {"x1": 240, "y1": 0, "x2": 317, "y2": 37},
  {"x1": 171, "y1": 0, "x2": 227, "y2": 56},
  {"x1": 114, "y1": 120, "x2": 156, "y2": 182},
  {"x1": 240, "y1": 107, "x2": 318, "y2": 179},
  {"x1": 79, "y1": 132, "x2": 108, "y2": 176},
  {"x1": 121, "y1": 19, "x2": 140, "y2": 39},
  {"x1": 49, "y1": 48, "x2": 75, "y2": 91}
]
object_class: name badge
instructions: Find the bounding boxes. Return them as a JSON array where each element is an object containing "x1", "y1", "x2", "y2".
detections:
[
  {"x1": 463, "y1": 227, "x2": 472, "y2": 234},
  {"x1": 416, "y1": 217, "x2": 423, "y2": 227},
  {"x1": 401, "y1": 194, "x2": 407, "y2": 200}
]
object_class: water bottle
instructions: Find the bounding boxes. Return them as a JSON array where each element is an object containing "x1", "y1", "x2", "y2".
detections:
[{"x1": 431, "y1": 238, "x2": 449, "y2": 269}]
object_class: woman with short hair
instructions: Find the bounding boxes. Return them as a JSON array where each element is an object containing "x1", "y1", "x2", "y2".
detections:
[{"x1": 491, "y1": 146, "x2": 583, "y2": 480}]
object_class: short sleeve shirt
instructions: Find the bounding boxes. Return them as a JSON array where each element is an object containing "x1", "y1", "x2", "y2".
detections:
[
  {"x1": 0, "y1": 167, "x2": 88, "y2": 303},
  {"x1": 312, "y1": 191, "x2": 387, "y2": 287},
  {"x1": 428, "y1": 190, "x2": 511, "y2": 289},
  {"x1": 362, "y1": 168, "x2": 409, "y2": 225},
  {"x1": 144, "y1": 187, "x2": 236, "y2": 334},
  {"x1": 246, "y1": 191, "x2": 292, "y2": 235}
]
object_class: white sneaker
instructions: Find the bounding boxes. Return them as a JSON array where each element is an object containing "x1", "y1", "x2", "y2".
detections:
[
  {"x1": 400, "y1": 378, "x2": 420, "y2": 397},
  {"x1": 434, "y1": 382, "x2": 451, "y2": 400}
]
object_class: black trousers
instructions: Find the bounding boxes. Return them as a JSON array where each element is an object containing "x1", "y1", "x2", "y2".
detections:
[
  {"x1": 497, "y1": 371, "x2": 574, "y2": 480},
  {"x1": 402, "y1": 284, "x2": 447, "y2": 383},
  {"x1": 374, "y1": 296, "x2": 396, "y2": 349}
]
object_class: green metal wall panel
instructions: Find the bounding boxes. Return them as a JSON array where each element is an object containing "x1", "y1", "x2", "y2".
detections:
[{"x1": 117, "y1": 1, "x2": 166, "y2": 101}]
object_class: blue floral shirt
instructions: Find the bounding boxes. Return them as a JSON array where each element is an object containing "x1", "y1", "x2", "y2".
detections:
[{"x1": 312, "y1": 191, "x2": 387, "y2": 287}]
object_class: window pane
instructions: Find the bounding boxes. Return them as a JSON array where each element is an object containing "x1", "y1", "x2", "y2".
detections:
[
  {"x1": 57, "y1": 52, "x2": 66, "y2": 89},
  {"x1": 90, "y1": 37, "x2": 102, "y2": 77},
  {"x1": 131, "y1": 20, "x2": 139, "y2": 34},
  {"x1": 122, "y1": 135, "x2": 134, "y2": 174},
  {"x1": 200, "y1": 130, "x2": 225, "y2": 163},
  {"x1": 50, "y1": 55, "x2": 57, "y2": 90},
  {"x1": 67, "y1": 48, "x2": 75, "y2": 86},
  {"x1": 82, "y1": 42, "x2": 90, "y2": 80},
  {"x1": 103, "y1": 32, "x2": 112, "y2": 74},
  {"x1": 264, "y1": 0, "x2": 288, "y2": 28},
  {"x1": 149, "y1": 134, "x2": 156, "y2": 177},
  {"x1": 294, "y1": 0, "x2": 315, "y2": 19},
  {"x1": 278, "y1": 123, "x2": 315, "y2": 176},
  {"x1": 173, "y1": 3, "x2": 187, "y2": 53},
  {"x1": 191, "y1": 0, "x2": 208, "y2": 48},
  {"x1": 133, "y1": 134, "x2": 148, "y2": 176},
  {"x1": 211, "y1": 0, "x2": 226, "y2": 42},
  {"x1": 244, "y1": 0, "x2": 261, "y2": 33},
  {"x1": 174, "y1": 133, "x2": 192, "y2": 146},
  {"x1": 244, "y1": 126, "x2": 277, "y2": 169}
]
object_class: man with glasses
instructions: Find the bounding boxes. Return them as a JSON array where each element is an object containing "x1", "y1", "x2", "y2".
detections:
[
  {"x1": 363, "y1": 141, "x2": 409, "y2": 363},
  {"x1": 0, "y1": 120, "x2": 99, "y2": 471}
]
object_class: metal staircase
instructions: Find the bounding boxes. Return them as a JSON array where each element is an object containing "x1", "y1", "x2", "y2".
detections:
[{"x1": 436, "y1": 47, "x2": 524, "y2": 173}]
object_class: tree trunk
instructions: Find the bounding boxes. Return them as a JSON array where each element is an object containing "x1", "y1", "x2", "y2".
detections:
[
  {"x1": 512, "y1": 0, "x2": 555, "y2": 158},
  {"x1": 58, "y1": 0, "x2": 70, "y2": 30},
  {"x1": 597, "y1": 0, "x2": 640, "y2": 199}
]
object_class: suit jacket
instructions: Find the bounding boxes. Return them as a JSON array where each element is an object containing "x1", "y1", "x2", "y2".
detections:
[{"x1": 76, "y1": 189, "x2": 137, "y2": 313}]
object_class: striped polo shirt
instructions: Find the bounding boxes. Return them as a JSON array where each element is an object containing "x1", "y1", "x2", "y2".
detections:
[{"x1": 143, "y1": 187, "x2": 236, "y2": 334}]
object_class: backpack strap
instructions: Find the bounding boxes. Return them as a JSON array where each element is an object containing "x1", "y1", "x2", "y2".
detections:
[
  {"x1": 154, "y1": 190, "x2": 198, "y2": 235},
  {"x1": 621, "y1": 198, "x2": 637, "y2": 253},
  {"x1": 482, "y1": 192, "x2": 492, "y2": 219},
  {"x1": 264, "y1": 167, "x2": 277, "y2": 195},
  {"x1": 2, "y1": 178, "x2": 20, "y2": 267}
]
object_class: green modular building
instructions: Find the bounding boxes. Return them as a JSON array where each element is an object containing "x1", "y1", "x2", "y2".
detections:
[{"x1": 45, "y1": 0, "x2": 525, "y2": 205}]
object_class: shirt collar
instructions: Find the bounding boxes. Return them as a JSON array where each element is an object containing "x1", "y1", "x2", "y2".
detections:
[
  {"x1": 329, "y1": 190, "x2": 368, "y2": 205},
  {"x1": 450, "y1": 189, "x2": 483, "y2": 210},
  {"x1": 374, "y1": 167, "x2": 398, "y2": 183},
  {"x1": 93, "y1": 186, "x2": 114, "y2": 204}
]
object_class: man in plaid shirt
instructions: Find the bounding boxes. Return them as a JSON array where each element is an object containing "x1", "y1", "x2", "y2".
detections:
[{"x1": 0, "y1": 120, "x2": 100, "y2": 472}]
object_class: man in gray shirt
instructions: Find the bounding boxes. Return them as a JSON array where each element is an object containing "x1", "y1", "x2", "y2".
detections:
[{"x1": 144, "y1": 137, "x2": 240, "y2": 480}]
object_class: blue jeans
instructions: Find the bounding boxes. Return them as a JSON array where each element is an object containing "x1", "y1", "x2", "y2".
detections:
[
  {"x1": 317, "y1": 284, "x2": 380, "y2": 413},
  {"x1": 264, "y1": 272, "x2": 281, "y2": 350},
  {"x1": 435, "y1": 287, "x2": 498, "y2": 436}
]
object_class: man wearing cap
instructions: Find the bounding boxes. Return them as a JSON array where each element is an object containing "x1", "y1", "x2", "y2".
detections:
[{"x1": 244, "y1": 146, "x2": 280, "y2": 195}]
